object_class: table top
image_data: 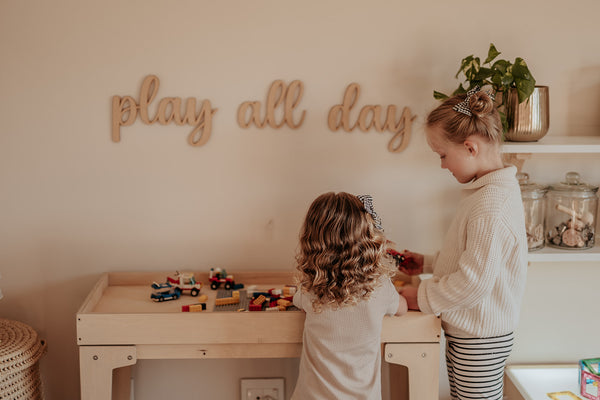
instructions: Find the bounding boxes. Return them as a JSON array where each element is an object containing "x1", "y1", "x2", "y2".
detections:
[{"x1": 76, "y1": 271, "x2": 441, "y2": 346}]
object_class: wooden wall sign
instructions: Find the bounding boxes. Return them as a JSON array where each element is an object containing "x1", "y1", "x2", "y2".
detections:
[
  {"x1": 111, "y1": 75, "x2": 217, "y2": 147},
  {"x1": 111, "y1": 76, "x2": 415, "y2": 153},
  {"x1": 328, "y1": 83, "x2": 416, "y2": 153},
  {"x1": 237, "y1": 80, "x2": 306, "y2": 129}
]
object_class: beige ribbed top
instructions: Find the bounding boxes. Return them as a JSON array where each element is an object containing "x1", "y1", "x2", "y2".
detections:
[
  {"x1": 418, "y1": 166, "x2": 528, "y2": 338},
  {"x1": 291, "y1": 278, "x2": 399, "y2": 400}
]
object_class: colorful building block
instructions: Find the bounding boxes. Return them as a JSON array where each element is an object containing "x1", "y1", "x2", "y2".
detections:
[{"x1": 252, "y1": 295, "x2": 267, "y2": 305}]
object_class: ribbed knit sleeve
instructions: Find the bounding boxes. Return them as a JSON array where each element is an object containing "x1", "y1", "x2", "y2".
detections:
[{"x1": 418, "y1": 216, "x2": 515, "y2": 315}]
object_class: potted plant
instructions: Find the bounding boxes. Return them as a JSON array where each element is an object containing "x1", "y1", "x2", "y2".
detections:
[{"x1": 434, "y1": 43, "x2": 548, "y2": 141}]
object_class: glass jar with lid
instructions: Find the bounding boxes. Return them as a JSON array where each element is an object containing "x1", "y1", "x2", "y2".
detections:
[
  {"x1": 517, "y1": 172, "x2": 547, "y2": 251},
  {"x1": 545, "y1": 172, "x2": 598, "y2": 250}
]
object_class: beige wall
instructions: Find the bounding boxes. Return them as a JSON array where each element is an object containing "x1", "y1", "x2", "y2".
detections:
[{"x1": 1, "y1": 1, "x2": 599, "y2": 399}]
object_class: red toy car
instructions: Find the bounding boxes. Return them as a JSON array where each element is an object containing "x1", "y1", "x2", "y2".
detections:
[{"x1": 208, "y1": 267, "x2": 235, "y2": 290}]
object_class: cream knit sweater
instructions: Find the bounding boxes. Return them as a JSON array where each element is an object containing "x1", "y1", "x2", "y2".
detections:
[{"x1": 417, "y1": 166, "x2": 528, "y2": 338}]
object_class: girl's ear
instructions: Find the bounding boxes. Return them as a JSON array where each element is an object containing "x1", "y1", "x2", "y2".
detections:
[{"x1": 463, "y1": 139, "x2": 479, "y2": 157}]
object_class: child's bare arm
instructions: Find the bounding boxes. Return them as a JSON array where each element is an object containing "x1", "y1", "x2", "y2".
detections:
[{"x1": 400, "y1": 286, "x2": 420, "y2": 311}]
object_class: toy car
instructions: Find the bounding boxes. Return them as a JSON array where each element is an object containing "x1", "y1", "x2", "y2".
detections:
[
  {"x1": 151, "y1": 286, "x2": 182, "y2": 302},
  {"x1": 208, "y1": 267, "x2": 235, "y2": 290},
  {"x1": 166, "y1": 271, "x2": 203, "y2": 296},
  {"x1": 151, "y1": 282, "x2": 173, "y2": 290}
]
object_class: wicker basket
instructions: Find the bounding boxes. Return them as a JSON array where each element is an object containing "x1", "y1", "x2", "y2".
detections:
[{"x1": 0, "y1": 319, "x2": 47, "y2": 400}]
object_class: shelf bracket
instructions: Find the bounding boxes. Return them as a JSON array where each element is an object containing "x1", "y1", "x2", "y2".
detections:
[{"x1": 503, "y1": 153, "x2": 531, "y2": 172}]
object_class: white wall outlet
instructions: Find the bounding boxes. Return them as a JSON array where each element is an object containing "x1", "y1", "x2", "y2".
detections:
[{"x1": 240, "y1": 378, "x2": 284, "y2": 400}]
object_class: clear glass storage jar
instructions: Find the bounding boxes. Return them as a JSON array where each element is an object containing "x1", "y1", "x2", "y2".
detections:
[
  {"x1": 545, "y1": 172, "x2": 598, "y2": 250},
  {"x1": 518, "y1": 172, "x2": 547, "y2": 251}
]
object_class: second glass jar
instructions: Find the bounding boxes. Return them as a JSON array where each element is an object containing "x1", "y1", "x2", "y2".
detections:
[{"x1": 545, "y1": 172, "x2": 598, "y2": 250}]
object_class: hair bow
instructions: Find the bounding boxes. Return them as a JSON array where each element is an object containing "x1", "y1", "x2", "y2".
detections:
[
  {"x1": 452, "y1": 86, "x2": 495, "y2": 116},
  {"x1": 357, "y1": 194, "x2": 383, "y2": 231}
]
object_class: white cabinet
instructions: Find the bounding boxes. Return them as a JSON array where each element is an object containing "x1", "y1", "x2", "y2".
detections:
[{"x1": 502, "y1": 135, "x2": 600, "y2": 262}]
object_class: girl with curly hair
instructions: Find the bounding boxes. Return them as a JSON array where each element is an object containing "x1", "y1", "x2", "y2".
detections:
[{"x1": 291, "y1": 192, "x2": 407, "y2": 400}]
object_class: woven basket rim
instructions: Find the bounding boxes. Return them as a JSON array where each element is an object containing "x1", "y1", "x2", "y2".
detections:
[{"x1": 0, "y1": 319, "x2": 47, "y2": 373}]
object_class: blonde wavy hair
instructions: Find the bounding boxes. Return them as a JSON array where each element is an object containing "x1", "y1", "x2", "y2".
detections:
[
  {"x1": 296, "y1": 192, "x2": 389, "y2": 312},
  {"x1": 426, "y1": 90, "x2": 502, "y2": 145}
]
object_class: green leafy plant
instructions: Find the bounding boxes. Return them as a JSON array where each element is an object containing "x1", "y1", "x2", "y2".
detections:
[{"x1": 434, "y1": 43, "x2": 536, "y2": 132}]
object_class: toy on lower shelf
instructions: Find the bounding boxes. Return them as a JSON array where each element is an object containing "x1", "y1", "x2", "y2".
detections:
[{"x1": 580, "y1": 358, "x2": 600, "y2": 400}]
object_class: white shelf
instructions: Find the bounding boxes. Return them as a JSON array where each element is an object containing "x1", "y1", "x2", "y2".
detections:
[
  {"x1": 502, "y1": 135, "x2": 600, "y2": 264},
  {"x1": 528, "y1": 245, "x2": 600, "y2": 262},
  {"x1": 505, "y1": 364, "x2": 580, "y2": 400},
  {"x1": 502, "y1": 135, "x2": 600, "y2": 153}
]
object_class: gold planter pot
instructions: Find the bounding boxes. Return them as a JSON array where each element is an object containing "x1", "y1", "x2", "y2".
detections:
[{"x1": 505, "y1": 85, "x2": 550, "y2": 142}]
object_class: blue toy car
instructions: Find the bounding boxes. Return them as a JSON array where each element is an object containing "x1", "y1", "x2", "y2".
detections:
[
  {"x1": 151, "y1": 281, "x2": 173, "y2": 290},
  {"x1": 151, "y1": 287, "x2": 181, "y2": 302}
]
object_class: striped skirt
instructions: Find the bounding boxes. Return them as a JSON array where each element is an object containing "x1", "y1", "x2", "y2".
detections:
[{"x1": 445, "y1": 332, "x2": 514, "y2": 400}]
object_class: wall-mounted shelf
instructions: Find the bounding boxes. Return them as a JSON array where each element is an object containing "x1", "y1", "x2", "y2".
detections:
[
  {"x1": 502, "y1": 135, "x2": 600, "y2": 154},
  {"x1": 528, "y1": 245, "x2": 600, "y2": 262},
  {"x1": 500, "y1": 135, "x2": 600, "y2": 263}
]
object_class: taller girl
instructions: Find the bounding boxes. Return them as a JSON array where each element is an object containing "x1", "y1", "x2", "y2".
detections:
[{"x1": 401, "y1": 87, "x2": 528, "y2": 400}]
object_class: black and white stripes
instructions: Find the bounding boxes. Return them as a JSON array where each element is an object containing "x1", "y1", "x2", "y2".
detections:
[{"x1": 445, "y1": 332, "x2": 514, "y2": 400}]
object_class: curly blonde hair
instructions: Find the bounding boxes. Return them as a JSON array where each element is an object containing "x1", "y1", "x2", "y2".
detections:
[
  {"x1": 426, "y1": 90, "x2": 502, "y2": 145},
  {"x1": 296, "y1": 192, "x2": 389, "y2": 312}
]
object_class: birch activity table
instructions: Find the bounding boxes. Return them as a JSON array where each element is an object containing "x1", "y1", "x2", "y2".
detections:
[{"x1": 77, "y1": 271, "x2": 441, "y2": 400}]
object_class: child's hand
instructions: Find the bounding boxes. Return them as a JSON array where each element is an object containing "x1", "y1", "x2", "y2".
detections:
[
  {"x1": 398, "y1": 250, "x2": 424, "y2": 275},
  {"x1": 400, "y1": 286, "x2": 420, "y2": 311}
]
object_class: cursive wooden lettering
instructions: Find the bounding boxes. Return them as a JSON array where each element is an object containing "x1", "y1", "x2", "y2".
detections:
[
  {"x1": 327, "y1": 83, "x2": 415, "y2": 153},
  {"x1": 237, "y1": 80, "x2": 306, "y2": 129},
  {"x1": 387, "y1": 106, "x2": 415, "y2": 153},
  {"x1": 111, "y1": 75, "x2": 218, "y2": 146}
]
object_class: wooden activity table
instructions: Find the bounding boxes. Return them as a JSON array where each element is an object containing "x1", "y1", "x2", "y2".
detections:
[{"x1": 77, "y1": 271, "x2": 441, "y2": 400}]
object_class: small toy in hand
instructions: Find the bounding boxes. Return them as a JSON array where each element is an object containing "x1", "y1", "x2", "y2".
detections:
[{"x1": 387, "y1": 249, "x2": 419, "y2": 272}]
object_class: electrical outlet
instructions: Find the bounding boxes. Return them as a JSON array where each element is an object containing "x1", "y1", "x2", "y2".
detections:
[{"x1": 240, "y1": 378, "x2": 284, "y2": 400}]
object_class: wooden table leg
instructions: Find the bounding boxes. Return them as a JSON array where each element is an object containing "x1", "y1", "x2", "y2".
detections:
[
  {"x1": 80, "y1": 346, "x2": 137, "y2": 400},
  {"x1": 385, "y1": 343, "x2": 440, "y2": 400}
]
